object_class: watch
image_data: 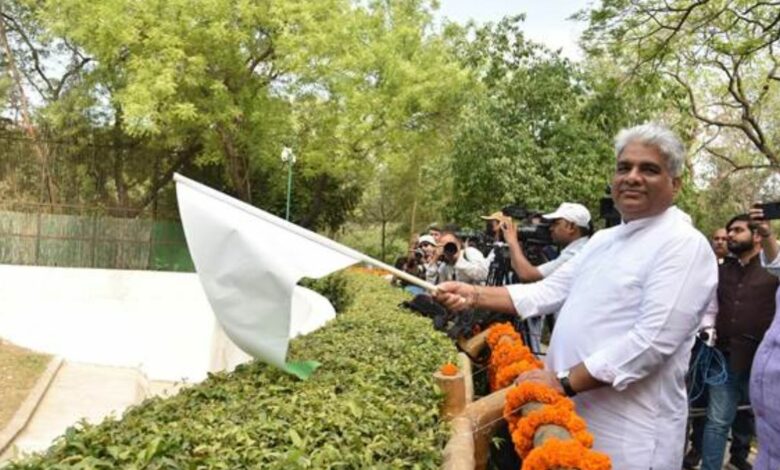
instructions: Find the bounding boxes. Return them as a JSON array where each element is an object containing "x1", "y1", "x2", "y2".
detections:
[{"x1": 557, "y1": 370, "x2": 577, "y2": 397}]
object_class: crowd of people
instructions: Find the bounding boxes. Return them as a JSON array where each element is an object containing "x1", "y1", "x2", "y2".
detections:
[
  {"x1": 391, "y1": 123, "x2": 778, "y2": 470},
  {"x1": 394, "y1": 201, "x2": 592, "y2": 351}
]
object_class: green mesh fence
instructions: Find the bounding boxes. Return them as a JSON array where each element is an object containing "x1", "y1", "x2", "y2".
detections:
[
  {"x1": 0, "y1": 209, "x2": 194, "y2": 272},
  {"x1": 150, "y1": 220, "x2": 195, "y2": 271}
]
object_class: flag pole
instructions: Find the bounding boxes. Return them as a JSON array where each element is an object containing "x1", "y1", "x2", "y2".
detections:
[{"x1": 174, "y1": 174, "x2": 438, "y2": 293}]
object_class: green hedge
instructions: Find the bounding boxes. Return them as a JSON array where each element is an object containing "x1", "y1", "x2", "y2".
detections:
[
  {"x1": 8, "y1": 273, "x2": 455, "y2": 469},
  {"x1": 299, "y1": 272, "x2": 353, "y2": 313}
]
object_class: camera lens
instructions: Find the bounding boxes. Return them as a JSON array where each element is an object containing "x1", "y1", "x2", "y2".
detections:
[{"x1": 443, "y1": 242, "x2": 457, "y2": 255}]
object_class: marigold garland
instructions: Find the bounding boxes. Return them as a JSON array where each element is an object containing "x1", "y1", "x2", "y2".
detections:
[
  {"x1": 479, "y1": 323, "x2": 611, "y2": 468},
  {"x1": 488, "y1": 341, "x2": 543, "y2": 390},
  {"x1": 494, "y1": 360, "x2": 537, "y2": 390},
  {"x1": 345, "y1": 266, "x2": 390, "y2": 276},
  {"x1": 511, "y1": 404, "x2": 594, "y2": 459},
  {"x1": 521, "y1": 438, "x2": 611, "y2": 470},
  {"x1": 439, "y1": 363, "x2": 459, "y2": 376},
  {"x1": 504, "y1": 382, "x2": 574, "y2": 431},
  {"x1": 490, "y1": 341, "x2": 541, "y2": 369},
  {"x1": 486, "y1": 322, "x2": 521, "y2": 349}
]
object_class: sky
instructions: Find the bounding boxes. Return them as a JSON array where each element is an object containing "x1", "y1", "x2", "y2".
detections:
[{"x1": 435, "y1": 0, "x2": 592, "y2": 60}]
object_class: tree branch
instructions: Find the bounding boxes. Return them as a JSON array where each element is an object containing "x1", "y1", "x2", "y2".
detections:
[{"x1": 0, "y1": 12, "x2": 54, "y2": 96}]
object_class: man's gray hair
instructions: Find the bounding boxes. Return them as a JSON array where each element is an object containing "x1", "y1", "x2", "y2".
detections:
[{"x1": 614, "y1": 123, "x2": 685, "y2": 177}]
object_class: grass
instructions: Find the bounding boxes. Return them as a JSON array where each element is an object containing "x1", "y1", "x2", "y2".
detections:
[{"x1": 0, "y1": 340, "x2": 51, "y2": 430}]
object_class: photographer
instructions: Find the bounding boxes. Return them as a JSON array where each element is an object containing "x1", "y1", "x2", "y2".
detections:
[
  {"x1": 392, "y1": 238, "x2": 427, "y2": 295},
  {"x1": 416, "y1": 234, "x2": 440, "y2": 285},
  {"x1": 437, "y1": 231, "x2": 488, "y2": 285},
  {"x1": 501, "y1": 203, "x2": 591, "y2": 353},
  {"x1": 501, "y1": 202, "x2": 592, "y2": 283}
]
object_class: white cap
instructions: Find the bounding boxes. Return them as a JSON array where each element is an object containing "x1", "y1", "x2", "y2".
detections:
[
  {"x1": 542, "y1": 203, "x2": 591, "y2": 228},
  {"x1": 418, "y1": 234, "x2": 438, "y2": 246}
]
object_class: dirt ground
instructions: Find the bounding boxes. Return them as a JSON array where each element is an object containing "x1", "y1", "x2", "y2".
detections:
[{"x1": 0, "y1": 340, "x2": 50, "y2": 430}]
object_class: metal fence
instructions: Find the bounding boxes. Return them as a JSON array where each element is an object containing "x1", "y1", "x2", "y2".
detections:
[{"x1": 0, "y1": 203, "x2": 194, "y2": 272}]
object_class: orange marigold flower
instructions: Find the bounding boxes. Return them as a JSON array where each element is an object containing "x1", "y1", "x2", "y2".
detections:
[
  {"x1": 521, "y1": 438, "x2": 611, "y2": 470},
  {"x1": 511, "y1": 404, "x2": 593, "y2": 458},
  {"x1": 439, "y1": 363, "x2": 459, "y2": 376},
  {"x1": 504, "y1": 382, "x2": 572, "y2": 428},
  {"x1": 494, "y1": 360, "x2": 537, "y2": 390},
  {"x1": 490, "y1": 341, "x2": 536, "y2": 369},
  {"x1": 486, "y1": 323, "x2": 522, "y2": 349}
]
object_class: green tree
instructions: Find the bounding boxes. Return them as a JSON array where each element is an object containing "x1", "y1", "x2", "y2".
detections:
[
  {"x1": 446, "y1": 16, "x2": 658, "y2": 227},
  {"x1": 0, "y1": 0, "x2": 468, "y2": 233},
  {"x1": 580, "y1": 0, "x2": 780, "y2": 190}
]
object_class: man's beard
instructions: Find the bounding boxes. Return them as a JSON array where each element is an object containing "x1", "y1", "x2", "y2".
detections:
[{"x1": 727, "y1": 239, "x2": 754, "y2": 254}]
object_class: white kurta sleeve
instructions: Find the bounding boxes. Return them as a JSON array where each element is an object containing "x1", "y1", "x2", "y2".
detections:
[
  {"x1": 582, "y1": 235, "x2": 717, "y2": 391},
  {"x1": 699, "y1": 294, "x2": 718, "y2": 329},
  {"x1": 454, "y1": 247, "x2": 488, "y2": 283},
  {"x1": 506, "y1": 251, "x2": 581, "y2": 319}
]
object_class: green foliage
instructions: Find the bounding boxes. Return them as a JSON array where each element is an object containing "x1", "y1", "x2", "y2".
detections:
[
  {"x1": 580, "y1": 0, "x2": 780, "y2": 202},
  {"x1": 1, "y1": 0, "x2": 469, "y2": 233},
  {"x1": 445, "y1": 17, "x2": 650, "y2": 227},
  {"x1": 335, "y1": 222, "x2": 410, "y2": 265},
  {"x1": 298, "y1": 271, "x2": 353, "y2": 313},
  {"x1": 7, "y1": 273, "x2": 456, "y2": 469}
]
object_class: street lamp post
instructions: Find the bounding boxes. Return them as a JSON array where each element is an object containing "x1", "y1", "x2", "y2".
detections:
[{"x1": 280, "y1": 147, "x2": 296, "y2": 221}]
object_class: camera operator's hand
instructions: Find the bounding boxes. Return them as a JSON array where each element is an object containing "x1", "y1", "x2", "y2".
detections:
[
  {"x1": 500, "y1": 218, "x2": 543, "y2": 282},
  {"x1": 500, "y1": 218, "x2": 519, "y2": 247},
  {"x1": 751, "y1": 202, "x2": 780, "y2": 263},
  {"x1": 434, "y1": 281, "x2": 478, "y2": 312}
]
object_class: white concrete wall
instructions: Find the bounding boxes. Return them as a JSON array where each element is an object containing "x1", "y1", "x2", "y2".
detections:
[{"x1": 0, "y1": 264, "x2": 248, "y2": 382}]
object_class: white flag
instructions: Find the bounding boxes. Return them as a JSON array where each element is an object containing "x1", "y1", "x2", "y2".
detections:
[{"x1": 175, "y1": 174, "x2": 369, "y2": 376}]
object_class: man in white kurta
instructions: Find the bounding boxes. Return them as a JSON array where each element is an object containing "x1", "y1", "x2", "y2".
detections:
[
  {"x1": 508, "y1": 205, "x2": 716, "y2": 469},
  {"x1": 435, "y1": 123, "x2": 717, "y2": 470}
]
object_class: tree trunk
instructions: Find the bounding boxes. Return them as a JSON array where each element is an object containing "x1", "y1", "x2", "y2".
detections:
[
  {"x1": 216, "y1": 123, "x2": 252, "y2": 202},
  {"x1": 110, "y1": 109, "x2": 129, "y2": 214},
  {"x1": 126, "y1": 142, "x2": 202, "y2": 217},
  {"x1": 299, "y1": 175, "x2": 327, "y2": 229},
  {"x1": 0, "y1": 13, "x2": 56, "y2": 205},
  {"x1": 113, "y1": 149, "x2": 129, "y2": 211},
  {"x1": 408, "y1": 162, "x2": 422, "y2": 245},
  {"x1": 381, "y1": 219, "x2": 387, "y2": 262}
]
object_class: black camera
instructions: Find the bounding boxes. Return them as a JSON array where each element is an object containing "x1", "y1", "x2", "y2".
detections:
[
  {"x1": 518, "y1": 224, "x2": 553, "y2": 246},
  {"x1": 501, "y1": 204, "x2": 553, "y2": 246},
  {"x1": 413, "y1": 248, "x2": 425, "y2": 259},
  {"x1": 443, "y1": 241, "x2": 458, "y2": 256}
]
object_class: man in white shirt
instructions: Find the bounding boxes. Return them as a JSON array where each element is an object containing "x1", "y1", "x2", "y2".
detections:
[
  {"x1": 501, "y1": 203, "x2": 592, "y2": 353},
  {"x1": 437, "y1": 231, "x2": 488, "y2": 284},
  {"x1": 502, "y1": 202, "x2": 592, "y2": 282},
  {"x1": 435, "y1": 123, "x2": 717, "y2": 470}
]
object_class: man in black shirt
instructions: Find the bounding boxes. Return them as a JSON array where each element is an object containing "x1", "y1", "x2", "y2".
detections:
[{"x1": 701, "y1": 214, "x2": 778, "y2": 470}]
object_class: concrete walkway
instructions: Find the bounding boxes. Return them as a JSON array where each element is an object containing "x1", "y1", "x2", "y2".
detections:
[{"x1": 0, "y1": 361, "x2": 181, "y2": 463}]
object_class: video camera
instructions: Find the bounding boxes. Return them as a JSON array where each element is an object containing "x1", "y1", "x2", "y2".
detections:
[{"x1": 501, "y1": 205, "x2": 553, "y2": 247}]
